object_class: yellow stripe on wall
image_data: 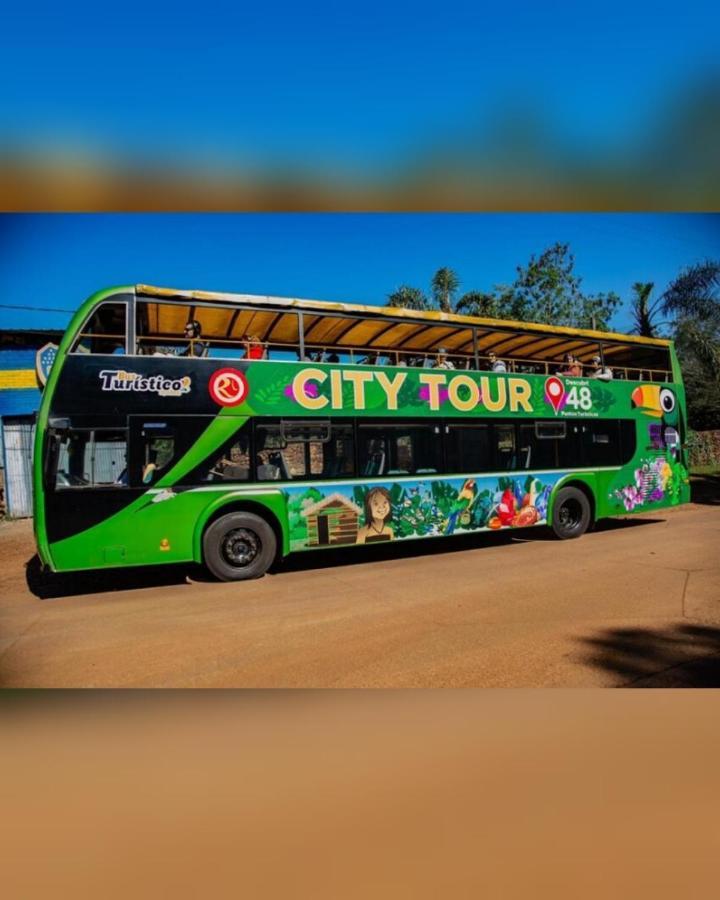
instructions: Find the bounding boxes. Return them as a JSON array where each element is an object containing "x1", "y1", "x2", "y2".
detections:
[{"x1": 0, "y1": 369, "x2": 38, "y2": 390}]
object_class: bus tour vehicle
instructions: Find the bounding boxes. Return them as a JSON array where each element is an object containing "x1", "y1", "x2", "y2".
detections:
[{"x1": 33, "y1": 284, "x2": 690, "y2": 581}]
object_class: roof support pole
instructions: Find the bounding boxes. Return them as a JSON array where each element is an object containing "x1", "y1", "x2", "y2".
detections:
[
  {"x1": 473, "y1": 328, "x2": 479, "y2": 370},
  {"x1": 298, "y1": 312, "x2": 305, "y2": 361},
  {"x1": 127, "y1": 291, "x2": 137, "y2": 355}
]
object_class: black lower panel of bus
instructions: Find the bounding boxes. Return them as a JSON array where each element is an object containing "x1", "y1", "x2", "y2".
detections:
[{"x1": 45, "y1": 489, "x2": 142, "y2": 544}]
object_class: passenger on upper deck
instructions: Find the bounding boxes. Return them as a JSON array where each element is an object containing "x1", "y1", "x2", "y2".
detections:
[
  {"x1": 179, "y1": 320, "x2": 208, "y2": 358},
  {"x1": 488, "y1": 351, "x2": 507, "y2": 373},
  {"x1": 433, "y1": 348, "x2": 455, "y2": 370},
  {"x1": 559, "y1": 353, "x2": 582, "y2": 376},
  {"x1": 589, "y1": 355, "x2": 613, "y2": 381},
  {"x1": 243, "y1": 334, "x2": 267, "y2": 360}
]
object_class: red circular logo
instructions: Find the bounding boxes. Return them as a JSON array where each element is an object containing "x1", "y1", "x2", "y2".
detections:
[{"x1": 209, "y1": 368, "x2": 249, "y2": 407}]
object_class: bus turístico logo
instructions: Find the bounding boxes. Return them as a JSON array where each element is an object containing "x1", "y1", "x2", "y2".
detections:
[
  {"x1": 98, "y1": 370, "x2": 191, "y2": 397},
  {"x1": 208, "y1": 368, "x2": 249, "y2": 407}
]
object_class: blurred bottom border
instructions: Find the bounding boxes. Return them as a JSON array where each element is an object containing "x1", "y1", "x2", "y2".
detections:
[{"x1": 1, "y1": 689, "x2": 718, "y2": 899}]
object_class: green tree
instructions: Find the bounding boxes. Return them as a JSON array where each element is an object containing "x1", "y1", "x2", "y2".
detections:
[
  {"x1": 431, "y1": 267, "x2": 460, "y2": 312},
  {"x1": 455, "y1": 290, "x2": 500, "y2": 319},
  {"x1": 630, "y1": 282, "x2": 664, "y2": 338},
  {"x1": 496, "y1": 243, "x2": 619, "y2": 329},
  {"x1": 662, "y1": 261, "x2": 720, "y2": 429},
  {"x1": 506, "y1": 243, "x2": 581, "y2": 325},
  {"x1": 575, "y1": 290, "x2": 621, "y2": 331},
  {"x1": 386, "y1": 285, "x2": 429, "y2": 311}
]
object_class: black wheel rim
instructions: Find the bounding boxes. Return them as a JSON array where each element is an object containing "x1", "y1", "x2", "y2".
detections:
[
  {"x1": 558, "y1": 498, "x2": 583, "y2": 530},
  {"x1": 221, "y1": 528, "x2": 260, "y2": 568}
]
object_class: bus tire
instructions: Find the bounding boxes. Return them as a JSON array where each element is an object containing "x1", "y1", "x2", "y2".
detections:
[
  {"x1": 202, "y1": 511, "x2": 277, "y2": 581},
  {"x1": 551, "y1": 486, "x2": 592, "y2": 540}
]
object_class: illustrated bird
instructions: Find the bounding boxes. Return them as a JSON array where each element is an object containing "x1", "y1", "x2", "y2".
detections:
[
  {"x1": 631, "y1": 385, "x2": 680, "y2": 455},
  {"x1": 445, "y1": 479, "x2": 477, "y2": 535}
]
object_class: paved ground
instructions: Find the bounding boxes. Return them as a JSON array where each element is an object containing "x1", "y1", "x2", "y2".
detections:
[{"x1": 2, "y1": 477, "x2": 719, "y2": 687}]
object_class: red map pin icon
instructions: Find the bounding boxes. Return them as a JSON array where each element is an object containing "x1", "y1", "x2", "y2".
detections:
[{"x1": 545, "y1": 376, "x2": 565, "y2": 413}]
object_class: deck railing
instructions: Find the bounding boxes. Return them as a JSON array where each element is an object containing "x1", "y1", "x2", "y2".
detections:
[{"x1": 72, "y1": 332, "x2": 673, "y2": 384}]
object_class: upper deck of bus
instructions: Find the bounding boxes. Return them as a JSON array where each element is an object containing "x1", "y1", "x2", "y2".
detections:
[{"x1": 51, "y1": 283, "x2": 680, "y2": 385}]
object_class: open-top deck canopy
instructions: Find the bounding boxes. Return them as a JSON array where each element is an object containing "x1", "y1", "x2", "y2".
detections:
[{"x1": 135, "y1": 283, "x2": 673, "y2": 377}]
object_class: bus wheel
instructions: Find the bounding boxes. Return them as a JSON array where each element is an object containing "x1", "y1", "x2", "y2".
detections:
[
  {"x1": 551, "y1": 487, "x2": 592, "y2": 540},
  {"x1": 203, "y1": 512, "x2": 277, "y2": 581}
]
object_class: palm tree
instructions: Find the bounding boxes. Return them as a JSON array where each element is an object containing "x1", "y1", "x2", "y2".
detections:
[
  {"x1": 630, "y1": 282, "x2": 664, "y2": 337},
  {"x1": 431, "y1": 267, "x2": 460, "y2": 313},
  {"x1": 386, "y1": 285, "x2": 429, "y2": 311},
  {"x1": 455, "y1": 290, "x2": 500, "y2": 319}
]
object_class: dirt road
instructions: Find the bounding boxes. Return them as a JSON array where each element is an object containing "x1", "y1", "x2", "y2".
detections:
[{"x1": 2, "y1": 486, "x2": 719, "y2": 687}]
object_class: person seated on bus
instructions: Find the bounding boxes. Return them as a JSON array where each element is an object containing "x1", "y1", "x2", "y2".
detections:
[
  {"x1": 433, "y1": 347, "x2": 455, "y2": 370},
  {"x1": 589, "y1": 355, "x2": 613, "y2": 380},
  {"x1": 242, "y1": 334, "x2": 267, "y2": 360},
  {"x1": 326, "y1": 351, "x2": 340, "y2": 363},
  {"x1": 360, "y1": 352, "x2": 379, "y2": 366},
  {"x1": 487, "y1": 351, "x2": 507, "y2": 373},
  {"x1": 559, "y1": 353, "x2": 582, "y2": 376},
  {"x1": 179, "y1": 320, "x2": 208, "y2": 357}
]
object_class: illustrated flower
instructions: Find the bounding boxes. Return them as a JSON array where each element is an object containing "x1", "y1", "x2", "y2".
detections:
[
  {"x1": 418, "y1": 385, "x2": 449, "y2": 405},
  {"x1": 649, "y1": 487, "x2": 664, "y2": 502},
  {"x1": 620, "y1": 485, "x2": 642, "y2": 511},
  {"x1": 284, "y1": 381, "x2": 320, "y2": 402}
]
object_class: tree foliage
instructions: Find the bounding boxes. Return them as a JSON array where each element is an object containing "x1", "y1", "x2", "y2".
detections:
[
  {"x1": 386, "y1": 284, "x2": 429, "y2": 311},
  {"x1": 662, "y1": 261, "x2": 720, "y2": 429},
  {"x1": 431, "y1": 267, "x2": 460, "y2": 313},
  {"x1": 496, "y1": 243, "x2": 620, "y2": 330},
  {"x1": 630, "y1": 282, "x2": 664, "y2": 338},
  {"x1": 455, "y1": 290, "x2": 500, "y2": 318}
]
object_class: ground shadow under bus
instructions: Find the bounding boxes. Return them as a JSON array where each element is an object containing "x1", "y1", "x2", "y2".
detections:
[{"x1": 25, "y1": 515, "x2": 664, "y2": 600}]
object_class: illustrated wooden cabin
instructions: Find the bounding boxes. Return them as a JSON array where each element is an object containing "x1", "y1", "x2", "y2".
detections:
[{"x1": 302, "y1": 493, "x2": 361, "y2": 546}]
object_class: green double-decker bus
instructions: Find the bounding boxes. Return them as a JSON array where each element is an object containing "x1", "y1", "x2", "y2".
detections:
[{"x1": 33, "y1": 284, "x2": 690, "y2": 581}]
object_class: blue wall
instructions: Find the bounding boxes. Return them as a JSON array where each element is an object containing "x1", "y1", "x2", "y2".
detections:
[{"x1": 0, "y1": 348, "x2": 42, "y2": 417}]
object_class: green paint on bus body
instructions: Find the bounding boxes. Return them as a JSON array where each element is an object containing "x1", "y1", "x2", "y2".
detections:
[{"x1": 34, "y1": 286, "x2": 691, "y2": 574}]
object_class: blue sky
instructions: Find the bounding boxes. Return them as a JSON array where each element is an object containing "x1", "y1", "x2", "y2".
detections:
[
  {"x1": 2, "y1": 1, "x2": 718, "y2": 171},
  {"x1": 1, "y1": 214, "x2": 717, "y2": 333}
]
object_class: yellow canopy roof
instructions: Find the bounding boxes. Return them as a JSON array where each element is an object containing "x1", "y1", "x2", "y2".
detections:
[{"x1": 135, "y1": 283, "x2": 671, "y2": 368}]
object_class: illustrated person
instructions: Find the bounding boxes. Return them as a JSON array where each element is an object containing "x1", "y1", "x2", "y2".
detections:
[
  {"x1": 445, "y1": 479, "x2": 477, "y2": 535},
  {"x1": 488, "y1": 351, "x2": 507, "y2": 373},
  {"x1": 356, "y1": 486, "x2": 394, "y2": 544},
  {"x1": 433, "y1": 347, "x2": 455, "y2": 370},
  {"x1": 589, "y1": 355, "x2": 613, "y2": 380},
  {"x1": 179, "y1": 320, "x2": 208, "y2": 357}
]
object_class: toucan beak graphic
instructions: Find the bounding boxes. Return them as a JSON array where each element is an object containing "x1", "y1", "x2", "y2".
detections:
[{"x1": 631, "y1": 385, "x2": 663, "y2": 417}]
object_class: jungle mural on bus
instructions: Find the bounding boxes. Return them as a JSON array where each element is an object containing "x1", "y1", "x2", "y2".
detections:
[
  {"x1": 606, "y1": 382, "x2": 689, "y2": 513},
  {"x1": 608, "y1": 452, "x2": 688, "y2": 513},
  {"x1": 285, "y1": 472, "x2": 567, "y2": 552}
]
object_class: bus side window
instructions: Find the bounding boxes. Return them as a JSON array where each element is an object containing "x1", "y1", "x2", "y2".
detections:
[
  {"x1": 140, "y1": 429, "x2": 175, "y2": 485},
  {"x1": 493, "y1": 424, "x2": 516, "y2": 470},
  {"x1": 55, "y1": 429, "x2": 128, "y2": 488},
  {"x1": 445, "y1": 424, "x2": 490, "y2": 474},
  {"x1": 71, "y1": 302, "x2": 127, "y2": 355},
  {"x1": 358, "y1": 424, "x2": 441, "y2": 477},
  {"x1": 581, "y1": 421, "x2": 620, "y2": 467},
  {"x1": 255, "y1": 421, "x2": 355, "y2": 481}
]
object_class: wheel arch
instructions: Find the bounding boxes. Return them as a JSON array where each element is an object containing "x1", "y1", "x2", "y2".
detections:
[
  {"x1": 192, "y1": 491, "x2": 288, "y2": 563},
  {"x1": 549, "y1": 474, "x2": 597, "y2": 526}
]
